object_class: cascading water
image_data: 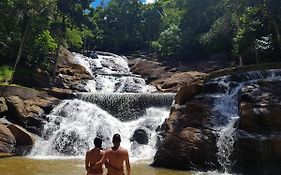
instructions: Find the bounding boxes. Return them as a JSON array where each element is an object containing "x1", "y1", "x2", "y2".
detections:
[
  {"x1": 73, "y1": 52, "x2": 156, "y2": 93},
  {"x1": 30, "y1": 99, "x2": 171, "y2": 161},
  {"x1": 30, "y1": 51, "x2": 175, "y2": 162},
  {"x1": 206, "y1": 69, "x2": 281, "y2": 172}
]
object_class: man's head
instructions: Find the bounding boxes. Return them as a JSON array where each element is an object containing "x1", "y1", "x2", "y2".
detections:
[
  {"x1": 112, "y1": 134, "x2": 121, "y2": 146},
  {"x1": 94, "y1": 137, "x2": 102, "y2": 149}
]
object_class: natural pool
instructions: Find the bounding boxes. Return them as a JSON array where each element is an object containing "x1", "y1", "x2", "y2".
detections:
[{"x1": 0, "y1": 157, "x2": 198, "y2": 175}]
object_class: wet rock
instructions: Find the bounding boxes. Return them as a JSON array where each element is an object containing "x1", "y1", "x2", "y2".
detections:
[
  {"x1": 4, "y1": 94, "x2": 59, "y2": 135},
  {"x1": 202, "y1": 82, "x2": 228, "y2": 94},
  {"x1": 231, "y1": 130, "x2": 281, "y2": 175},
  {"x1": 52, "y1": 130, "x2": 88, "y2": 155},
  {"x1": 55, "y1": 65, "x2": 92, "y2": 91},
  {"x1": 152, "y1": 127, "x2": 218, "y2": 171},
  {"x1": 152, "y1": 93, "x2": 220, "y2": 171},
  {"x1": 130, "y1": 129, "x2": 149, "y2": 145},
  {"x1": 175, "y1": 83, "x2": 203, "y2": 105},
  {"x1": 0, "y1": 123, "x2": 16, "y2": 153},
  {"x1": 231, "y1": 80, "x2": 281, "y2": 174},
  {"x1": 238, "y1": 81, "x2": 281, "y2": 132},
  {"x1": 6, "y1": 96, "x2": 28, "y2": 123},
  {"x1": 0, "y1": 97, "x2": 8, "y2": 117}
]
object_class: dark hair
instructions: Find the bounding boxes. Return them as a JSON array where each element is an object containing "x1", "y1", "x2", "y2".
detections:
[
  {"x1": 94, "y1": 137, "x2": 102, "y2": 149},
  {"x1": 112, "y1": 134, "x2": 121, "y2": 143}
]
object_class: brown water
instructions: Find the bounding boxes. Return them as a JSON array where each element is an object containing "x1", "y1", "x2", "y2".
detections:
[{"x1": 0, "y1": 157, "x2": 197, "y2": 175}]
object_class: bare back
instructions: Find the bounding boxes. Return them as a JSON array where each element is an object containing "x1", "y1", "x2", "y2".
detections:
[
  {"x1": 106, "y1": 146, "x2": 129, "y2": 175},
  {"x1": 85, "y1": 148, "x2": 104, "y2": 174}
]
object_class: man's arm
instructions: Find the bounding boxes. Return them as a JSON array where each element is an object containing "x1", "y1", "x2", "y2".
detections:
[
  {"x1": 85, "y1": 152, "x2": 90, "y2": 172},
  {"x1": 93, "y1": 150, "x2": 109, "y2": 168},
  {"x1": 125, "y1": 151, "x2": 131, "y2": 175}
]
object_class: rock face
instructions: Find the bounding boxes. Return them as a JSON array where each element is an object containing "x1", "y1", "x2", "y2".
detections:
[
  {"x1": 231, "y1": 81, "x2": 281, "y2": 175},
  {"x1": 54, "y1": 48, "x2": 92, "y2": 91},
  {"x1": 152, "y1": 82, "x2": 220, "y2": 171},
  {"x1": 152, "y1": 72, "x2": 207, "y2": 92},
  {"x1": 128, "y1": 56, "x2": 207, "y2": 92},
  {"x1": 0, "y1": 123, "x2": 34, "y2": 155},
  {"x1": 128, "y1": 58, "x2": 172, "y2": 83},
  {"x1": 4, "y1": 94, "x2": 59, "y2": 135},
  {"x1": 0, "y1": 86, "x2": 39, "y2": 100},
  {"x1": 0, "y1": 123, "x2": 16, "y2": 153}
]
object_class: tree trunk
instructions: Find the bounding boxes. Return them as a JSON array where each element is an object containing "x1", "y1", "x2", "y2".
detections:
[
  {"x1": 1, "y1": 21, "x2": 31, "y2": 97},
  {"x1": 10, "y1": 22, "x2": 32, "y2": 84},
  {"x1": 239, "y1": 55, "x2": 243, "y2": 66},
  {"x1": 271, "y1": 17, "x2": 281, "y2": 50},
  {"x1": 254, "y1": 46, "x2": 259, "y2": 64},
  {"x1": 52, "y1": 14, "x2": 65, "y2": 83}
]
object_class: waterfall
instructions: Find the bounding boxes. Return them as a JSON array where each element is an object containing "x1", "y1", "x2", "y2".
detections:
[
  {"x1": 30, "y1": 99, "x2": 171, "y2": 161},
  {"x1": 30, "y1": 51, "x2": 174, "y2": 162},
  {"x1": 206, "y1": 69, "x2": 281, "y2": 172},
  {"x1": 76, "y1": 92, "x2": 175, "y2": 120},
  {"x1": 73, "y1": 52, "x2": 156, "y2": 93}
]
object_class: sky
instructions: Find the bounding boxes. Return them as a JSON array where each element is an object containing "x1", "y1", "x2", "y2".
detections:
[{"x1": 91, "y1": 0, "x2": 156, "y2": 7}]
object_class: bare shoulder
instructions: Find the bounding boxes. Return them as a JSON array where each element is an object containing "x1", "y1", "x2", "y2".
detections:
[
  {"x1": 119, "y1": 147, "x2": 128, "y2": 154},
  {"x1": 86, "y1": 150, "x2": 92, "y2": 155},
  {"x1": 105, "y1": 148, "x2": 112, "y2": 154}
]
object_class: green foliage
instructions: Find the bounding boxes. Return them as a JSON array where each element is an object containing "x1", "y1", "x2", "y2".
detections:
[
  {"x1": 35, "y1": 30, "x2": 57, "y2": 53},
  {"x1": 66, "y1": 28, "x2": 83, "y2": 49},
  {"x1": 1, "y1": 0, "x2": 281, "y2": 77},
  {"x1": 152, "y1": 24, "x2": 181, "y2": 57},
  {"x1": 0, "y1": 65, "x2": 13, "y2": 82}
]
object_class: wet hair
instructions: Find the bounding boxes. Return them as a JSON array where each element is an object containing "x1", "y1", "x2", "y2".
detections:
[
  {"x1": 94, "y1": 137, "x2": 102, "y2": 149},
  {"x1": 112, "y1": 134, "x2": 121, "y2": 143}
]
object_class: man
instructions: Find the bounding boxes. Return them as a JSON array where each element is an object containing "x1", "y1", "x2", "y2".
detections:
[
  {"x1": 85, "y1": 137, "x2": 104, "y2": 175},
  {"x1": 94, "y1": 134, "x2": 131, "y2": 175}
]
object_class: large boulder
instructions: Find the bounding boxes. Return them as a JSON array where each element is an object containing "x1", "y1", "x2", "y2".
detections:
[
  {"x1": 152, "y1": 93, "x2": 220, "y2": 171},
  {"x1": 128, "y1": 58, "x2": 171, "y2": 83},
  {"x1": 0, "y1": 123, "x2": 16, "y2": 153},
  {"x1": 5, "y1": 94, "x2": 60, "y2": 135},
  {"x1": 0, "y1": 123, "x2": 34, "y2": 155},
  {"x1": 238, "y1": 81, "x2": 281, "y2": 132},
  {"x1": 53, "y1": 47, "x2": 92, "y2": 91},
  {"x1": 130, "y1": 128, "x2": 149, "y2": 145},
  {"x1": 175, "y1": 82, "x2": 203, "y2": 105},
  {"x1": 152, "y1": 72, "x2": 207, "y2": 92},
  {"x1": 7, "y1": 124, "x2": 34, "y2": 146},
  {"x1": 54, "y1": 65, "x2": 92, "y2": 91},
  {"x1": 5, "y1": 96, "x2": 27, "y2": 123},
  {"x1": 0, "y1": 85, "x2": 39, "y2": 100},
  {"x1": 231, "y1": 81, "x2": 281, "y2": 175},
  {"x1": 152, "y1": 127, "x2": 218, "y2": 170}
]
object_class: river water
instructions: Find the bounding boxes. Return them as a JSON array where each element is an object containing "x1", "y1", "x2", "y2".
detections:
[{"x1": 0, "y1": 157, "x2": 196, "y2": 175}]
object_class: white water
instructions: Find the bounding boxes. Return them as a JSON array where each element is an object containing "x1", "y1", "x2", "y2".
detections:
[
  {"x1": 73, "y1": 52, "x2": 156, "y2": 93},
  {"x1": 208, "y1": 69, "x2": 281, "y2": 172},
  {"x1": 29, "y1": 51, "x2": 172, "y2": 163},
  {"x1": 30, "y1": 99, "x2": 170, "y2": 162}
]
